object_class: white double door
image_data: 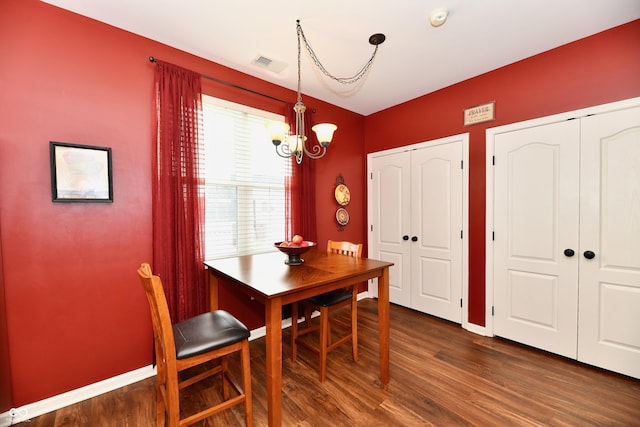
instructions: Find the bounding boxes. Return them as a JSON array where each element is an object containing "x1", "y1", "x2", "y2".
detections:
[
  {"x1": 368, "y1": 135, "x2": 467, "y2": 324},
  {"x1": 489, "y1": 100, "x2": 640, "y2": 378}
]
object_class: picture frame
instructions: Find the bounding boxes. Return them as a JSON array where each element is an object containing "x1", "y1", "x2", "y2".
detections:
[{"x1": 50, "y1": 141, "x2": 113, "y2": 203}]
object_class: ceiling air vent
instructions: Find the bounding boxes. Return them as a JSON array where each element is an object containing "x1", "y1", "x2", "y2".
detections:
[
  {"x1": 252, "y1": 55, "x2": 287, "y2": 74},
  {"x1": 255, "y1": 56, "x2": 272, "y2": 67}
]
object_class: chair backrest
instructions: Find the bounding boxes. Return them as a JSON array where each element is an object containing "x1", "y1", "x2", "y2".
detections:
[
  {"x1": 137, "y1": 263, "x2": 177, "y2": 372},
  {"x1": 326, "y1": 240, "x2": 362, "y2": 258}
]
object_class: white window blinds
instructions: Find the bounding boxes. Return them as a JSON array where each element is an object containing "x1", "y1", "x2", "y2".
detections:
[{"x1": 202, "y1": 96, "x2": 290, "y2": 259}]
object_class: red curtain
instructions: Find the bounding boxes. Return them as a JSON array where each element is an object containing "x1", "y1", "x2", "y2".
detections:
[
  {"x1": 152, "y1": 60, "x2": 206, "y2": 322},
  {"x1": 284, "y1": 103, "x2": 318, "y2": 243}
]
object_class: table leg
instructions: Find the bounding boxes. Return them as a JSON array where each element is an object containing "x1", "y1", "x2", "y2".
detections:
[
  {"x1": 208, "y1": 270, "x2": 219, "y2": 310},
  {"x1": 378, "y1": 267, "x2": 390, "y2": 384},
  {"x1": 265, "y1": 297, "x2": 283, "y2": 426}
]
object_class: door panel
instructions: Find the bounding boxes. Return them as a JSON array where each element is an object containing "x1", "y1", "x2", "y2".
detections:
[
  {"x1": 493, "y1": 120, "x2": 580, "y2": 358},
  {"x1": 370, "y1": 152, "x2": 411, "y2": 306},
  {"x1": 507, "y1": 270, "x2": 558, "y2": 329},
  {"x1": 410, "y1": 142, "x2": 463, "y2": 322},
  {"x1": 578, "y1": 106, "x2": 640, "y2": 378},
  {"x1": 380, "y1": 251, "x2": 405, "y2": 298}
]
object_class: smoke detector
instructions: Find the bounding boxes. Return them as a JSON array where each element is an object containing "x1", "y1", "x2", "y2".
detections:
[{"x1": 429, "y1": 8, "x2": 449, "y2": 27}]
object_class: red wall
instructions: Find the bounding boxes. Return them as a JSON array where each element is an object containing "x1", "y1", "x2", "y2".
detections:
[
  {"x1": 1, "y1": 0, "x2": 638, "y2": 410},
  {"x1": 0, "y1": 0, "x2": 365, "y2": 407},
  {"x1": 364, "y1": 20, "x2": 640, "y2": 325},
  {"x1": 0, "y1": 225, "x2": 12, "y2": 412}
]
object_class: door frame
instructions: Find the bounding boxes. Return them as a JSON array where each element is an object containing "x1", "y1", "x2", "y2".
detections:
[
  {"x1": 484, "y1": 96, "x2": 640, "y2": 336},
  {"x1": 367, "y1": 133, "x2": 470, "y2": 329}
]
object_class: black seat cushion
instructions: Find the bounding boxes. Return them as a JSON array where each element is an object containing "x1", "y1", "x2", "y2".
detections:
[
  {"x1": 308, "y1": 288, "x2": 352, "y2": 307},
  {"x1": 173, "y1": 310, "x2": 250, "y2": 360}
]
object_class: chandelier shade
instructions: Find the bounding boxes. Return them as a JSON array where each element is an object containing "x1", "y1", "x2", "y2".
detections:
[
  {"x1": 312, "y1": 123, "x2": 337, "y2": 147},
  {"x1": 267, "y1": 122, "x2": 290, "y2": 146}
]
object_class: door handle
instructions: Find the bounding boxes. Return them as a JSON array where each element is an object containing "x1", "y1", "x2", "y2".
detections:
[
  {"x1": 563, "y1": 249, "x2": 575, "y2": 257},
  {"x1": 411, "y1": 236, "x2": 418, "y2": 242},
  {"x1": 402, "y1": 235, "x2": 409, "y2": 241},
  {"x1": 583, "y1": 250, "x2": 595, "y2": 260}
]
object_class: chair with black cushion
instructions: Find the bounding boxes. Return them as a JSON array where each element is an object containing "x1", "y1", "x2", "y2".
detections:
[
  {"x1": 137, "y1": 263, "x2": 252, "y2": 426},
  {"x1": 290, "y1": 240, "x2": 362, "y2": 382}
]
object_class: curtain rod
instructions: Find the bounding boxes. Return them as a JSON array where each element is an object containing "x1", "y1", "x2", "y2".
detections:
[{"x1": 149, "y1": 56, "x2": 288, "y2": 104}]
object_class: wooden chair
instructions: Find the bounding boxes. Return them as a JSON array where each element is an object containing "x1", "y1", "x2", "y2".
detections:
[
  {"x1": 290, "y1": 240, "x2": 362, "y2": 382},
  {"x1": 137, "y1": 263, "x2": 252, "y2": 426}
]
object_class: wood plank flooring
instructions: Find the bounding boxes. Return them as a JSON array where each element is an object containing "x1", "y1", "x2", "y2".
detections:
[{"x1": 18, "y1": 299, "x2": 640, "y2": 426}]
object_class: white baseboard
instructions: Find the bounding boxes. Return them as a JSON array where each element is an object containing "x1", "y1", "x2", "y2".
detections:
[
  {"x1": 0, "y1": 411, "x2": 12, "y2": 427},
  {"x1": 464, "y1": 321, "x2": 487, "y2": 336},
  {"x1": 248, "y1": 317, "x2": 292, "y2": 341},
  {"x1": 1, "y1": 365, "x2": 156, "y2": 425},
  {"x1": 1, "y1": 295, "x2": 375, "y2": 424}
]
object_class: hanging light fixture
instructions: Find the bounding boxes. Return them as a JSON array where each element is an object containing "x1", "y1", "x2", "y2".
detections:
[{"x1": 267, "y1": 20, "x2": 385, "y2": 164}]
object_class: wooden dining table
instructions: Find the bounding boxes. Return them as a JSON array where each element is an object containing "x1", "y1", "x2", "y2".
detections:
[{"x1": 204, "y1": 247, "x2": 393, "y2": 426}]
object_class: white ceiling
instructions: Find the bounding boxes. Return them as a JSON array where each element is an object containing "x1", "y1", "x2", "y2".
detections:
[{"x1": 42, "y1": 0, "x2": 640, "y2": 116}]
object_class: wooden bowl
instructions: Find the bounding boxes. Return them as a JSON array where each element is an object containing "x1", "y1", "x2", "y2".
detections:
[{"x1": 274, "y1": 241, "x2": 316, "y2": 265}]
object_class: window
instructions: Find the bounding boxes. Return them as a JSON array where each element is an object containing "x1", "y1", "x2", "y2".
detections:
[{"x1": 202, "y1": 95, "x2": 290, "y2": 259}]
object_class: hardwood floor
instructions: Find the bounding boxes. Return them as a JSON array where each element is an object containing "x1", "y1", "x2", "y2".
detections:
[{"x1": 19, "y1": 299, "x2": 640, "y2": 426}]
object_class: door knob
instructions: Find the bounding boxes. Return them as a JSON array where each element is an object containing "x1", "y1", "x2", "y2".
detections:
[
  {"x1": 402, "y1": 235, "x2": 409, "y2": 241},
  {"x1": 583, "y1": 250, "x2": 595, "y2": 260},
  {"x1": 563, "y1": 249, "x2": 575, "y2": 257},
  {"x1": 411, "y1": 236, "x2": 418, "y2": 242}
]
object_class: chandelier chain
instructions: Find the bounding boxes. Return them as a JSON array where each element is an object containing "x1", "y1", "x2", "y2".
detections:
[
  {"x1": 296, "y1": 21, "x2": 379, "y2": 86},
  {"x1": 297, "y1": 23, "x2": 303, "y2": 102},
  {"x1": 268, "y1": 21, "x2": 381, "y2": 164}
]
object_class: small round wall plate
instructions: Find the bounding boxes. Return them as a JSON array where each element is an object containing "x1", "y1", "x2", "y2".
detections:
[
  {"x1": 334, "y1": 184, "x2": 351, "y2": 206},
  {"x1": 336, "y1": 207, "x2": 349, "y2": 226}
]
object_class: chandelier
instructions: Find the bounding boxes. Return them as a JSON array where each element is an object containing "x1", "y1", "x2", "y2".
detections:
[{"x1": 267, "y1": 20, "x2": 385, "y2": 164}]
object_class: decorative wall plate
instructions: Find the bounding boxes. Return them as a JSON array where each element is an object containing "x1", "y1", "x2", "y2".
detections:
[
  {"x1": 336, "y1": 207, "x2": 349, "y2": 226},
  {"x1": 334, "y1": 184, "x2": 351, "y2": 206}
]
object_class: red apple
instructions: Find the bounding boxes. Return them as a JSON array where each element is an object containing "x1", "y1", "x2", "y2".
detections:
[
  {"x1": 299, "y1": 241, "x2": 309, "y2": 247},
  {"x1": 292, "y1": 234, "x2": 303, "y2": 244}
]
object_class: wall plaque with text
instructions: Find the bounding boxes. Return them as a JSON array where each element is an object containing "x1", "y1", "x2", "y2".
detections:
[{"x1": 464, "y1": 101, "x2": 495, "y2": 126}]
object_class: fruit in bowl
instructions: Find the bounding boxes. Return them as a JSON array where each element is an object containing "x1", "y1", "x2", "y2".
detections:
[
  {"x1": 280, "y1": 234, "x2": 307, "y2": 247},
  {"x1": 274, "y1": 237, "x2": 316, "y2": 265}
]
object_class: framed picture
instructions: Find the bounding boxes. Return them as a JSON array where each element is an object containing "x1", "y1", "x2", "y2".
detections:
[{"x1": 50, "y1": 142, "x2": 113, "y2": 203}]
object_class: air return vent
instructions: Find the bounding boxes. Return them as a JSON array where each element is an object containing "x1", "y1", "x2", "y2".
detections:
[
  {"x1": 252, "y1": 55, "x2": 287, "y2": 74},
  {"x1": 255, "y1": 56, "x2": 272, "y2": 67}
]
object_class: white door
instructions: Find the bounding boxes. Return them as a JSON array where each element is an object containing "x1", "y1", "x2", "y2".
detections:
[
  {"x1": 493, "y1": 120, "x2": 581, "y2": 358},
  {"x1": 410, "y1": 142, "x2": 464, "y2": 322},
  {"x1": 369, "y1": 137, "x2": 466, "y2": 324},
  {"x1": 578, "y1": 106, "x2": 640, "y2": 378},
  {"x1": 370, "y1": 151, "x2": 412, "y2": 306}
]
